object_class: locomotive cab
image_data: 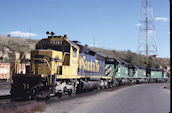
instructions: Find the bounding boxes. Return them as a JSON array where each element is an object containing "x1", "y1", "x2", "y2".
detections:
[{"x1": 34, "y1": 34, "x2": 79, "y2": 79}]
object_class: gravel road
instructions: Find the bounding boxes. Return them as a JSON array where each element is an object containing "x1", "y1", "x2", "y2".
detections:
[{"x1": 40, "y1": 83, "x2": 170, "y2": 113}]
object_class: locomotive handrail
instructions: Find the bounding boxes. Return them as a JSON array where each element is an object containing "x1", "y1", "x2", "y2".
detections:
[
  {"x1": 61, "y1": 52, "x2": 70, "y2": 63},
  {"x1": 31, "y1": 58, "x2": 52, "y2": 73},
  {"x1": 11, "y1": 52, "x2": 29, "y2": 79},
  {"x1": 43, "y1": 58, "x2": 52, "y2": 73}
]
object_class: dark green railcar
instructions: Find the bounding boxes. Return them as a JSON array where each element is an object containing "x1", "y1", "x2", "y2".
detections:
[
  {"x1": 150, "y1": 68, "x2": 167, "y2": 82},
  {"x1": 130, "y1": 65, "x2": 148, "y2": 83},
  {"x1": 105, "y1": 58, "x2": 130, "y2": 86},
  {"x1": 134, "y1": 66, "x2": 147, "y2": 78}
]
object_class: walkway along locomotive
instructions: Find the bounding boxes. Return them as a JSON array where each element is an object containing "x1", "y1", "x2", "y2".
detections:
[{"x1": 10, "y1": 32, "x2": 168, "y2": 99}]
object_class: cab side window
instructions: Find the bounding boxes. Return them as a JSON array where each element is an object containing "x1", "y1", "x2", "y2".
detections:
[{"x1": 73, "y1": 47, "x2": 77, "y2": 57}]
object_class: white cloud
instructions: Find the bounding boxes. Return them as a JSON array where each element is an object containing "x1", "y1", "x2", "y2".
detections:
[
  {"x1": 8, "y1": 31, "x2": 37, "y2": 37},
  {"x1": 168, "y1": 32, "x2": 170, "y2": 35},
  {"x1": 155, "y1": 17, "x2": 168, "y2": 22},
  {"x1": 136, "y1": 23, "x2": 142, "y2": 27}
]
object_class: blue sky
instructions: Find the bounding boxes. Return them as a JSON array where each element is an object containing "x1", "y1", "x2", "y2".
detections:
[{"x1": 0, "y1": 0, "x2": 170, "y2": 58}]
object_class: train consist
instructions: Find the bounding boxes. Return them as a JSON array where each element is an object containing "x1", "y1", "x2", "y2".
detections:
[{"x1": 10, "y1": 32, "x2": 168, "y2": 99}]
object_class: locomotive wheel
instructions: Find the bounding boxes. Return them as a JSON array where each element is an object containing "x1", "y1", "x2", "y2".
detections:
[
  {"x1": 76, "y1": 82, "x2": 83, "y2": 94},
  {"x1": 136, "y1": 80, "x2": 139, "y2": 84},
  {"x1": 23, "y1": 94, "x2": 32, "y2": 101},
  {"x1": 55, "y1": 92, "x2": 62, "y2": 98},
  {"x1": 68, "y1": 90, "x2": 72, "y2": 96},
  {"x1": 118, "y1": 80, "x2": 122, "y2": 86}
]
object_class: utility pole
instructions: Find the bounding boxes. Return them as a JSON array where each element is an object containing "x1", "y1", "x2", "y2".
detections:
[
  {"x1": 93, "y1": 37, "x2": 95, "y2": 50},
  {"x1": 29, "y1": 27, "x2": 31, "y2": 39},
  {"x1": 137, "y1": 0, "x2": 158, "y2": 56}
]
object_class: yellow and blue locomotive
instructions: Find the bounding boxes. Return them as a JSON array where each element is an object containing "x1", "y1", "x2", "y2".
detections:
[{"x1": 11, "y1": 32, "x2": 112, "y2": 99}]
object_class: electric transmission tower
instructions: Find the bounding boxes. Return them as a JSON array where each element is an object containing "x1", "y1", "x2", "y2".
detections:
[{"x1": 137, "y1": 0, "x2": 158, "y2": 56}]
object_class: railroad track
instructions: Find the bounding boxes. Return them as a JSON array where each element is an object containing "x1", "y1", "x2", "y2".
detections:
[{"x1": 0, "y1": 95, "x2": 11, "y2": 100}]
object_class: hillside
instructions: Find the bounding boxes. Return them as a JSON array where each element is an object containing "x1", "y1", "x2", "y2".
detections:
[
  {"x1": 0, "y1": 35, "x2": 170, "y2": 75},
  {"x1": 92, "y1": 47, "x2": 170, "y2": 68},
  {"x1": 0, "y1": 35, "x2": 38, "y2": 52}
]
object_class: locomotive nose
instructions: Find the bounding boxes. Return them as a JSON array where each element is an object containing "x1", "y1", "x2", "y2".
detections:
[{"x1": 31, "y1": 50, "x2": 63, "y2": 76}]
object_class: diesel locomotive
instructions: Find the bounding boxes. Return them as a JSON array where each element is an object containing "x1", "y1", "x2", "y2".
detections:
[
  {"x1": 10, "y1": 32, "x2": 168, "y2": 99},
  {"x1": 11, "y1": 32, "x2": 112, "y2": 99}
]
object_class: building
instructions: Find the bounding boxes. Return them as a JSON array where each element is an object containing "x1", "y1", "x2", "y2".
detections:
[{"x1": 0, "y1": 63, "x2": 10, "y2": 80}]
